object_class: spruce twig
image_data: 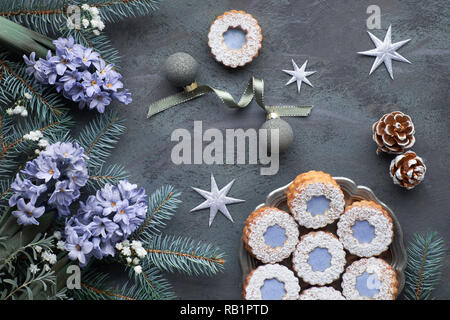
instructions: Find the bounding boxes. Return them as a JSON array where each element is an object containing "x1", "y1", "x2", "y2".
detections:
[{"x1": 402, "y1": 231, "x2": 445, "y2": 300}]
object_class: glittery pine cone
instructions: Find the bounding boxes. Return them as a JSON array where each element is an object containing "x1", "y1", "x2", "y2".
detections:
[
  {"x1": 389, "y1": 151, "x2": 426, "y2": 189},
  {"x1": 372, "y1": 111, "x2": 415, "y2": 154}
]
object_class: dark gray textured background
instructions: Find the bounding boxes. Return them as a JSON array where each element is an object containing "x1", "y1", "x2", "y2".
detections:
[{"x1": 103, "y1": 0, "x2": 449, "y2": 299}]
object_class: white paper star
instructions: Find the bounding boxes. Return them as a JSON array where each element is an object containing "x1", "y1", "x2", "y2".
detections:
[
  {"x1": 282, "y1": 59, "x2": 316, "y2": 93},
  {"x1": 190, "y1": 174, "x2": 245, "y2": 227},
  {"x1": 358, "y1": 25, "x2": 411, "y2": 79}
]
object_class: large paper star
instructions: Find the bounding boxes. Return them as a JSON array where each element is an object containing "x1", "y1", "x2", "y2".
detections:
[
  {"x1": 283, "y1": 59, "x2": 316, "y2": 93},
  {"x1": 190, "y1": 174, "x2": 245, "y2": 227},
  {"x1": 358, "y1": 25, "x2": 411, "y2": 79}
]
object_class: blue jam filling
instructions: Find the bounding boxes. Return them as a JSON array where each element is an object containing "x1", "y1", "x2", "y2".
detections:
[
  {"x1": 306, "y1": 196, "x2": 331, "y2": 216},
  {"x1": 352, "y1": 220, "x2": 376, "y2": 243},
  {"x1": 223, "y1": 28, "x2": 247, "y2": 50},
  {"x1": 308, "y1": 247, "x2": 332, "y2": 272},
  {"x1": 263, "y1": 224, "x2": 287, "y2": 248},
  {"x1": 260, "y1": 278, "x2": 286, "y2": 300},
  {"x1": 356, "y1": 272, "x2": 381, "y2": 298}
]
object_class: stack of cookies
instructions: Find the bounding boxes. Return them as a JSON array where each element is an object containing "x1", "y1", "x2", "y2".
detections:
[{"x1": 242, "y1": 171, "x2": 399, "y2": 300}]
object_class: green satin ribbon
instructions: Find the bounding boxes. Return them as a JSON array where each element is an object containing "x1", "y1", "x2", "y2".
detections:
[{"x1": 147, "y1": 77, "x2": 313, "y2": 118}]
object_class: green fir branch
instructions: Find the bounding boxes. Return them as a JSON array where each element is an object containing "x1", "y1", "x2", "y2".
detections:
[
  {"x1": 63, "y1": 27, "x2": 121, "y2": 66},
  {"x1": 133, "y1": 185, "x2": 181, "y2": 239},
  {"x1": 0, "y1": 178, "x2": 13, "y2": 212},
  {"x1": 0, "y1": 52, "x2": 67, "y2": 121},
  {"x1": 72, "y1": 271, "x2": 136, "y2": 300},
  {"x1": 0, "y1": 0, "x2": 67, "y2": 36},
  {"x1": 130, "y1": 261, "x2": 175, "y2": 300},
  {"x1": 77, "y1": 110, "x2": 125, "y2": 168},
  {"x1": 402, "y1": 231, "x2": 445, "y2": 300},
  {"x1": 0, "y1": 0, "x2": 161, "y2": 36},
  {"x1": 87, "y1": 163, "x2": 128, "y2": 190},
  {"x1": 0, "y1": 108, "x2": 72, "y2": 178},
  {"x1": 143, "y1": 234, "x2": 226, "y2": 277}
]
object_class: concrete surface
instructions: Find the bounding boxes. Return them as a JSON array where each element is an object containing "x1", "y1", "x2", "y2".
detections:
[{"x1": 103, "y1": 0, "x2": 449, "y2": 299}]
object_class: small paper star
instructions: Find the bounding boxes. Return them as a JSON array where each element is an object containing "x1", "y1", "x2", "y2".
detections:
[
  {"x1": 190, "y1": 174, "x2": 245, "y2": 227},
  {"x1": 282, "y1": 59, "x2": 316, "y2": 93},
  {"x1": 358, "y1": 25, "x2": 411, "y2": 79}
]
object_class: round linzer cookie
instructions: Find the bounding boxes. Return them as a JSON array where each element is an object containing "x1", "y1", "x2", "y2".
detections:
[
  {"x1": 299, "y1": 286, "x2": 345, "y2": 300},
  {"x1": 342, "y1": 257, "x2": 398, "y2": 300},
  {"x1": 243, "y1": 264, "x2": 301, "y2": 300},
  {"x1": 292, "y1": 231, "x2": 346, "y2": 286},
  {"x1": 286, "y1": 171, "x2": 345, "y2": 229},
  {"x1": 337, "y1": 200, "x2": 393, "y2": 257},
  {"x1": 243, "y1": 206, "x2": 299, "y2": 264},
  {"x1": 207, "y1": 10, "x2": 262, "y2": 68}
]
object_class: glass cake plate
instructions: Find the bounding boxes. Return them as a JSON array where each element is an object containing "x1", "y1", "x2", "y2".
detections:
[{"x1": 239, "y1": 176, "x2": 407, "y2": 299}]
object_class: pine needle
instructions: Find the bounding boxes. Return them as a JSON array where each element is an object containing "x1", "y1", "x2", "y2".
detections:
[{"x1": 402, "y1": 231, "x2": 445, "y2": 300}]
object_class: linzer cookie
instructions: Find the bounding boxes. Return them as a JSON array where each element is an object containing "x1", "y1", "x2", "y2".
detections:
[
  {"x1": 243, "y1": 264, "x2": 300, "y2": 300},
  {"x1": 299, "y1": 286, "x2": 345, "y2": 300},
  {"x1": 243, "y1": 206, "x2": 299, "y2": 264},
  {"x1": 292, "y1": 231, "x2": 346, "y2": 286},
  {"x1": 286, "y1": 171, "x2": 345, "y2": 229},
  {"x1": 207, "y1": 10, "x2": 262, "y2": 68},
  {"x1": 337, "y1": 200, "x2": 393, "y2": 257},
  {"x1": 342, "y1": 257, "x2": 398, "y2": 300}
]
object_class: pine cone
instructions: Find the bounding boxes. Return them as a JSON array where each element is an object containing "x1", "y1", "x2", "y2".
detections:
[
  {"x1": 390, "y1": 151, "x2": 426, "y2": 189},
  {"x1": 372, "y1": 111, "x2": 415, "y2": 154}
]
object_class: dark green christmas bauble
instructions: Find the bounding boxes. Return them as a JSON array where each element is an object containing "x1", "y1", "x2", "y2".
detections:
[
  {"x1": 163, "y1": 52, "x2": 198, "y2": 87},
  {"x1": 260, "y1": 117, "x2": 294, "y2": 153}
]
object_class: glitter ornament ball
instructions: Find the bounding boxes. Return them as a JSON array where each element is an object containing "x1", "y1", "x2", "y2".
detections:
[
  {"x1": 163, "y1": 52, "x2": 198, "y2": 87},
  {"x1": 260, "y1": 116, "x2": 294, "y2": 153}
]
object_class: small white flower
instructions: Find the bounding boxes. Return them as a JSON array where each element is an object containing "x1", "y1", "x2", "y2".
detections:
[
  {"x1": 81, "y1": 4, "x2": 90, "y2": 10},
  {"x1": 97, "y1": 21, "x2": 105, "y2": 31},
  {"x1": 41, "y1": 251, "x2": 57, "y2": 264},
  {"x1": 93, "y1": 29, "x2": 100, "y2": 36},
  {"x1": 38, "y1": 139, "x2": 49, "y2": 148},
  {"x1": 24, "y1": 92, "x2": 32, "y2": 100},
  {"x1": 34, "y1": 149, "x2": 40, "y2": 155},
  {"x1": 126, "y1": 257, "x2": 132, "y2": 264},
  {"x1": 90, "y1": 19, "x2": 99, "y2": 28},
  {"x1": 115, "y1": 242, "x2": 123, "y2": 250},
  {"x1": 89, "y1": 7, "x2": 99, "y2": 15},
  {"x1": 133, "y1": 257, "x2": 140, "y2": 265},
  {"x1": 35, "y1": 245, "x2": 42, "y2": 253},
  {"x1": 24, "y1": 130, "x2": 43, "y2": 141},
  {"x1": 48, "y1": 254, "x2": 57, "y2": 264},
  {"x1": 82, "y1": 18, "x2": 90, "y2": 28},
  {"x1": 122, "y1": 240, "x2": 130, "y2": 247},
  {"x1": 134, "y1": 265, "x2": 142, "y2": 274},
  {"x1": 20, "y1": 109, "x2": 28, "y2": 117},
  {"x1": 131, "y1": 240, "x2": 142, "y2": 250},
  {"x1": 136, "y1": 247, "x2": 147, "y2": 258},
  {"x1": 44, "y1": 264, "x2": 51, "y2": 272},
  {"x1": 29, "y1": 264, "x2": 40, "y2": 275},
  {"x1": 122, "y1": 246, "x2": 131, "y2": 256},
  {"x1": 57, "y1": 240, "x2": 66, "y2": 251},
  {"x1": 6, "y1": 108, "x2": 14, "y2": 115},
  {"x1": 53, "y1": 231, "x2": 61, "y2": 240}
]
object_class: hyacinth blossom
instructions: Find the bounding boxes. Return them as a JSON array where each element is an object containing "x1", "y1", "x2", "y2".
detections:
[
  {"x1": 10, "y1": 142, "x2": 89, "y2": 225},
  {"x1": 23, "y1": 37, "x2": 132, "y2": 113},
  {"x1": 64, "y1": 180, "x2": 148, "y2": 266}
]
